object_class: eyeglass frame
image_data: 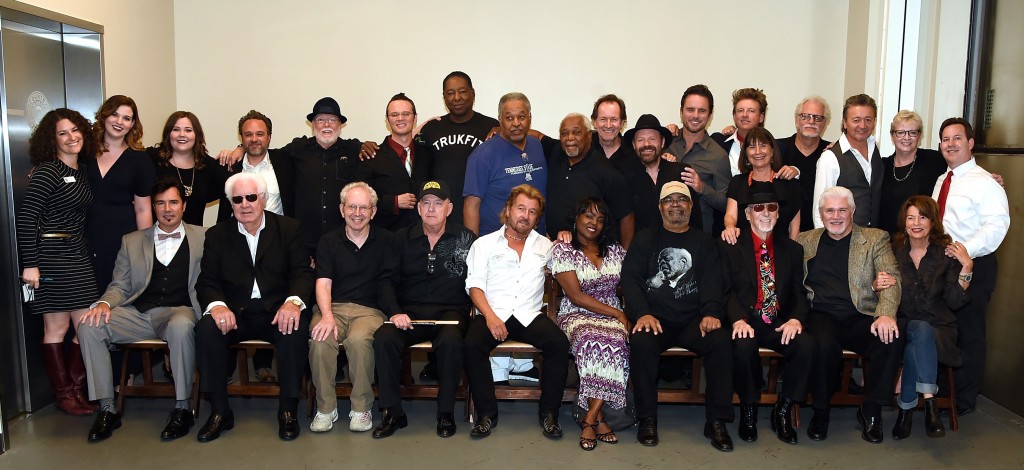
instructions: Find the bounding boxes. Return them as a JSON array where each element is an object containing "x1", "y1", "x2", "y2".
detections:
[
  {"x1": 797, "y1": 113, "x2": 826, "y2": 123},
  {"x1": 230, "y1": 193, "x2": 263, "y2": 204}
]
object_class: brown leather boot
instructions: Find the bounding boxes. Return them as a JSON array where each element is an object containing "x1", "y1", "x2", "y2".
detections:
[
  {"x1": 41, "y1": 343, "x2": 94, "y2": 416},
  {"x1": 67, "y1": 344, "x2": 98, "y2": 413}
]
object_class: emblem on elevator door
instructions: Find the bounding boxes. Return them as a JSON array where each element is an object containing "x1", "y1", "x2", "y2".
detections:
[{"x1": 26, "y1": 91, "x2": 51, "y2": 132}]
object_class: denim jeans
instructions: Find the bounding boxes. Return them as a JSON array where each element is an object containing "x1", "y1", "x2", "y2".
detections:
[{"x1": 898, "y1": 320, "x2": 940, "y2": 409}]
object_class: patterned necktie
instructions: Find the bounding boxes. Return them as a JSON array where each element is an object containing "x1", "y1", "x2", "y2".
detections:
[
  {"x1": 158, "y1": 232, "x2": 181, "y2": 240},
  {"x1": 403, "y1": 147, "x2": 413, "y2": 176},
  {"x1": 758, "y1": 242, "x2": 778, "y2": 324},
  {"x1": 937, "y1": 170, "x2": 953, "y2": 218}
]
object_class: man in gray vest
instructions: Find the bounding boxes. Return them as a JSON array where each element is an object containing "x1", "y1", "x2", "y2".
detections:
[{"x1": 811, "y1": 94, "x2": 882, "y2": 229}]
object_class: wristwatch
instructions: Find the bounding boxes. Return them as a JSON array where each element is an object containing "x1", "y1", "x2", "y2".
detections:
[
  {"x1": 288, "y1": 298, "x2": 303, "y2": 308},
  {"x1": 958, "y1": 272, "x2": 973, "y2": 283}
]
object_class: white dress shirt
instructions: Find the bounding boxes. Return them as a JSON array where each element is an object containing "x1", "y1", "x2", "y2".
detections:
[
  {"x1": 811, "y1": 133, "x2": 877, "y2": 228},
  {"x1": 465, "y1": 225, "x2": 553, "y2": 326},
  {"x1": 724, "y1": 135, "x2": 742, "y2": 177},
  {"x1": 932, "y1": 158, "x2": 1010, "y2": 258},
  {"x1": 242, "y1": 153, "x2": 283, "y2": 215},
  {"x1": 153, "y1": 222, "x2": 186, "y2": 265}
]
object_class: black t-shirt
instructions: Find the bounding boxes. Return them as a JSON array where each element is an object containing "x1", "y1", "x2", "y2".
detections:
[
  {"x1": 806, "y1": 231, "x2": 859, "y2": 320},
  {"x1": 726, "y1": 176, "x2": 802, "y2": 237},
  {"x1": 417, "y1": 112, "x2": 499, "y2": 226},
  {"x1": 281, "y1": 136, "x2": 362, "y2": 250},
  {"x1": 314, "y1": 226, "x2": 398, "y2": 312},
  {"x1": 544, "y1": 144, "x2": 633, "y2": 237},
  {"x1": 391, "y1": 222, "x2": 477, "y2": 318},
  {"x1": 777, "y1": 134, "x2": 831, "y2": 232},
  {"x1": 879, "y1": 149, "x2": 946, "y2": 233},
  {"x1": 621, "y1": 226, "x2": 723, "y2": 327}
]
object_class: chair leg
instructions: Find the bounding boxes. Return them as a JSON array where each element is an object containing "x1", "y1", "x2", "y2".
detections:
[
  {"x1": 117, "y1": 349, "x2": 131, "y2": 415},
  {"x1": 946, "y1": 366, "x2": 959, "y2": 432}
]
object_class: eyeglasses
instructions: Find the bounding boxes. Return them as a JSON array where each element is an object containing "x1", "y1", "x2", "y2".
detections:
[
  {"x1": 892, "y1": 129, "x2": 921, "y2": 138},
  {"x1": 750, "y1": 203, "x2": 779, "y2": 213},
  {"x1": 388, "y1": 112, "x2": 415, "y2": 119},
  {"x1": 797, "y1": 113, "x2": 826, "y2": 123},
  {"x1": 660, "y1": 196, "x2": 690, "y2": 206},
  {"x1": 427, "y1": 252, "x2": 436, "y2": 275},
  {"x1": 314, "y1": 117, "x2": 339, "y2": 125},
  {"x1": 230, "y1": 193, "x2": 261, "y2": 204}
]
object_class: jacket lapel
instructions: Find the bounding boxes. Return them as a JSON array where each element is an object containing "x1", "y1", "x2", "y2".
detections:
[
  {"x1": 141, "y1": 226, "x2": 156, "y2": 284},
  {"x1": 254, "y1": 212, "x2": 275, "y2": 265},
  {"x1": 739, "y1": 233, "x2": 758, "y2": 290},
  {"x1": 847, "y1": 226, "x2": 869, "y2": 290}
]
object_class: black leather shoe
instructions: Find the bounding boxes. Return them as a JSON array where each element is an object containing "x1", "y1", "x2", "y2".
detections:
[
  {"x1": 807, "y1": 412, "x2": 829, "y2": 441},
  {"x1": 436, "y1": 413, "x2": 456, "y2": 438},
  {"x1": 924, "y1": 398, "x2": 945, "y2": 437},
  {"x1": 87, "y1": 411, "x2": 122, "y2": 442},
  {"x1": 278, "y1": 411, "x2": 300, "y2": 441},
  {"x1": 160, "y1": 408, "x2": 195, "y2": 441},
  {"x1": 704, "y1": 419, "x2": 734, "y2": 452},
  {"x1": 539, "y1": 410, "x2": 563, "y2": 439},
  {"x1": 470, "y1": 415, "x2": 498, "y2": 438},
  {"x1": 197, "y1": 410, "x2": 234, "y2": 442},
  {"x1": 857, "y1": 407, "x2": 884, "y2": 444},
  {"x1": 771, "y1": 398, "x2": 798, "y2": 445},
  {"x1": 892, "y1": 408, "x2": 912, "y2": 440},
  {"x1": 636, "y1": 416, "x2": 659, "y2": 446},
  {"x1": 372, "y1": 409, "x2": 408, "y2": 439},
  {"x1": 738, "y1": 404, "x2": 758, "y2": 442}
]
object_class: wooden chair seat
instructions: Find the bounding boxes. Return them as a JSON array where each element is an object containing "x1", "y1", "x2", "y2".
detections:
[{"x1": 116, "y1": 340, "x2": 200, "y2": 416}]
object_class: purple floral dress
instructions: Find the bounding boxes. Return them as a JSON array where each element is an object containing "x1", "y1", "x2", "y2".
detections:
[{"x1": 549, "y1": 241, "x2": 629, "y2": 410}]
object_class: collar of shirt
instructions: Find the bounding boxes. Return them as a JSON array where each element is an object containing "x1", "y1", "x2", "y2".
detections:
[
  {"x1": 837, "y1": 133, "x2": 877, "y2": 158},
  {"x1": 385, "y1": 135, "x2": 413, "y2": 160},
  {"x1": 154, "y1": 222, "x2": 185, "y2": 241},
  {"x1": 949, "y1": 157, "x2": 977, "y2": 177},
  {"x1": 237, "y1": 213, "x2": 267, "y2": 259},
  {"x1": 242, "y1": 153, "x2": 272, "y2": 172}
]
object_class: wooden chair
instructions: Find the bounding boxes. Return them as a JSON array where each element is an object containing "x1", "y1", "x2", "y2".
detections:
[{"x1": 116, "y1": 339, "x2": 200, "y2": 415}]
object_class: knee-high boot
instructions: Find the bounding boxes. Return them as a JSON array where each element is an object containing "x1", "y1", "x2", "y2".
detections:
[{"x1": 40, "y1": 343, "x2": 94, "y2": 416}]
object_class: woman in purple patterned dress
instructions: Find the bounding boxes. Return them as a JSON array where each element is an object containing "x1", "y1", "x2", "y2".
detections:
[{"x1": 550, "y1": 197, "x2": 629, "y2": 451}]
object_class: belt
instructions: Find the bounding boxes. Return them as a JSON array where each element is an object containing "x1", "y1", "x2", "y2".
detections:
[{"x1": 40, "y1": 233, "x2": 74, "y2": 239}]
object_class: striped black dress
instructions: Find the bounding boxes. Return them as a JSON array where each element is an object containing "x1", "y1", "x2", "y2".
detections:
[{"x1": 16, "y1": 160, "x2": 98, "y2": 313}]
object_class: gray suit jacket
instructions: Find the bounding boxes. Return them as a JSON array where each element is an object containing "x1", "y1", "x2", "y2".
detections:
[
  {"x1": 98, "y1": 224, "x2": 207, "y2": 318},
  {"x1": 796, "y1": 225, "x2": 900, "y2": 318}
]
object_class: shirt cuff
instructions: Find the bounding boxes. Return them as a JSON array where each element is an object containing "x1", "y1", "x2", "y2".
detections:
[
  {"x1": 204, "y1": 301, "x2": 227, "y2": 315},
  {"x1": 285, "y1": 295, "x2": 307, "y2": 311},
  {"x1": 89, "y1": 300, "x2": 111, "y2": 309}
]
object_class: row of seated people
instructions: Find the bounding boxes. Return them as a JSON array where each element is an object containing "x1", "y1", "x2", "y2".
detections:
[{"x1": 73, "y1": 169, "x2": 972, "y2": 453}]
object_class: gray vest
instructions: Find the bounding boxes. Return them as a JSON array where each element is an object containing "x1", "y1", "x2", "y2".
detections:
[{"x1": 829, "y1": 144, "x2": 882, "y2": 227}]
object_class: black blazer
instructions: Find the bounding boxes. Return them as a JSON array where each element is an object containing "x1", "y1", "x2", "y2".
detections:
[
  {"x1": 720, "y1": 229, "x2": 809, "y2": 326},
  {"x1": 217, "y1": 149, "x2": 296, "y2": 222},
  {"x1": 894, "y1": 243, "x2": 968, "y2": 367},
  {"x1": 196, "y1": 211, "x2": 314, "y2": 315},
  {"x1": 355, "y1": 136, "x2": 431, "y2": 231}
]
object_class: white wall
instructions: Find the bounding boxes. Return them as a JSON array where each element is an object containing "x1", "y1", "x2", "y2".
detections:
[
  {"x1": 172, "y1": 0, "x2": 855, "y2": 152},
  {"x1": 13, "y1": 0, "x2": 177, "y2": 147}
]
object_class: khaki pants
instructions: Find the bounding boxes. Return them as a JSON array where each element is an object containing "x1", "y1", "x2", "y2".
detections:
[{"x1": 309, "y1": 303, "x2": 385, "y2": 413}]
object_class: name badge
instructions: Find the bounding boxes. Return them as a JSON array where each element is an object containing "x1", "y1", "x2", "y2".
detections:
[{"x1": 63, "y1": 176, "x2": 77, "y2": 183}]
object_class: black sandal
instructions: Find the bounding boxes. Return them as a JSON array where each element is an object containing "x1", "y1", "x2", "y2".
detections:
[
  {"x1": 596, "y1": 420, "x2": 618, "y2": 444},
  {"x1": 580, "y1": 422, "x2": 598, "y2": 451}
]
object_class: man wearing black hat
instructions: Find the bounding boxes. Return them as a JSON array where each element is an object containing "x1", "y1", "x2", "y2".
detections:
[
  {"x1": 621, "y1": 180, "x2": 734, "y2": 451},
  {"x1": 371, "y1": 180, "x2": 477, "y2": 439},
  {"x1": 620, "y1": 114, "x2": 703, "y2": 234},
  {"x1": 220, "y1": 97, "x2": 363, "y2": 256},
  {"x1": 719, "y1": 183, "x2": 813, "y2": 445}
]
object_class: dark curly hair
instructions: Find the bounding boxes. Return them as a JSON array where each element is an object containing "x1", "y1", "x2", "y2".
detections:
[
  {"x1": 29, "y1": 108, "x2": 96, "y2": 166},
  {"x1": 568, "y1": 197, "x2": 617, "y2": 258},
  {"x1": 156, "y1": 111, "x2": 208, "y2": 170},
  {"x1": 93, "y1": 94, "x2": 144, "y2": 153},
  {"x1": 891, "y1": 195, "x2": 952, "y2": 249}
]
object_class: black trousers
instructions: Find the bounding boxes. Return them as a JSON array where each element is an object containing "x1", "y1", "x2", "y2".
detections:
[
  {"x1": 805, "y1": 311, "x2": 902, "y2": 415},
  {"x1": 733, "y1": 318, "x2": 816, "y2": 404},
  {"x1": 956, "y1": 253, "x2": 997, "y2": 410},
  {"x1": 464, "y1": 314, "x2": 569, "y2": 418},
  {"x1": 630, "y1": 316, "x2": 734, "y2": 421},
  {"x1": 374, "y1": 308, "x2": 465, "y2": 415},
  {"x1": 196, "y1": 299, "x2": 310, "y2": 412}
]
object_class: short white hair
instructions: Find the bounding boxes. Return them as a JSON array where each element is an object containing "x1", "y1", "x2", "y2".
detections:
[
  {"x1": 560, "y1": 113, "x2": 592, "y2": 131},
  {"x1": 818, "y1": 185, "x2": 856, "y2": 211},
  {"x1": 225, "y1": 172, "x2": 267, "y2": 196},
  {"x1": 340, "y1": 181, "x2": 379, "y2": 206}
]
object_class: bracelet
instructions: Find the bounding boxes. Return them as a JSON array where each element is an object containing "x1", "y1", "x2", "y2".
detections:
[{"x1": 958, "y1": 272, "x2": 973, "y2": 283}]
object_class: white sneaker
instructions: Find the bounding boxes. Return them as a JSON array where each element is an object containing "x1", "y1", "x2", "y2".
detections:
[
  {"x1": 349, "y1": 410, "x2": 373, "y2": 432},
  {"x1": 310, "y1": 409, "x2": 338, "y2": 432}
]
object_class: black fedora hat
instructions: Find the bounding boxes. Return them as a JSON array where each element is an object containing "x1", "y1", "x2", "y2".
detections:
[
  {"x1": 743, "y1": 181, "x2": 785, "y2": 208},
  {"x1": 306, "y1": 97, "x2": 348, "y2": 123},
  {"x1": 623, "y1": 114, "x2": 674, "y2": 145}
]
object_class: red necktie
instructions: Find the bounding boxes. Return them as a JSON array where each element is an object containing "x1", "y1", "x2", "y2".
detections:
[{"x1": 937, "y1": 171, "x2": 953, "y2": 218}]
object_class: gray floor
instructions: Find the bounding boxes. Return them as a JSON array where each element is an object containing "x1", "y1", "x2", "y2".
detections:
[{"x1": 2, "y1": 394, "x2": 1024, "y2": 469}]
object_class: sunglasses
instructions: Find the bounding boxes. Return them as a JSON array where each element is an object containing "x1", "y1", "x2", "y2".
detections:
[
  {"x1": 750, "y1": 202, "x2": 778, "y2": 213},
  {"x1": 230, "y1": 193, "x2": 261, "y2": 204}
]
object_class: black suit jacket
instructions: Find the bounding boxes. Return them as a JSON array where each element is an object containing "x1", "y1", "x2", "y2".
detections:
[
  {"x1": 196, "y1": 211, "x2": 314, "y2": 315},
  {"x1": 217, "y1": 149, "x2": 296, "y2": 222},
  {"x1": 719, "y1": 229, "x2": 808, "y2": 326},
  {"x1": 354, "y1": 136, "x2": 431, "y2": 231}
]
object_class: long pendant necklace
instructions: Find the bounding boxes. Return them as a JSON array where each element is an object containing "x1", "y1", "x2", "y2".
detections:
[
  {"x1": 893, "y1": 156, "x2": 917, "y2": 182},
  {"x1": 176, "y1": 165, "x2": 195, "y2": 196}
]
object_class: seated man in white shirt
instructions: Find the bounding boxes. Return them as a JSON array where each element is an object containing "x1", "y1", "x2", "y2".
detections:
[{"x1": 463, "y1": 184, "x2": 569, "y2": 439}]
